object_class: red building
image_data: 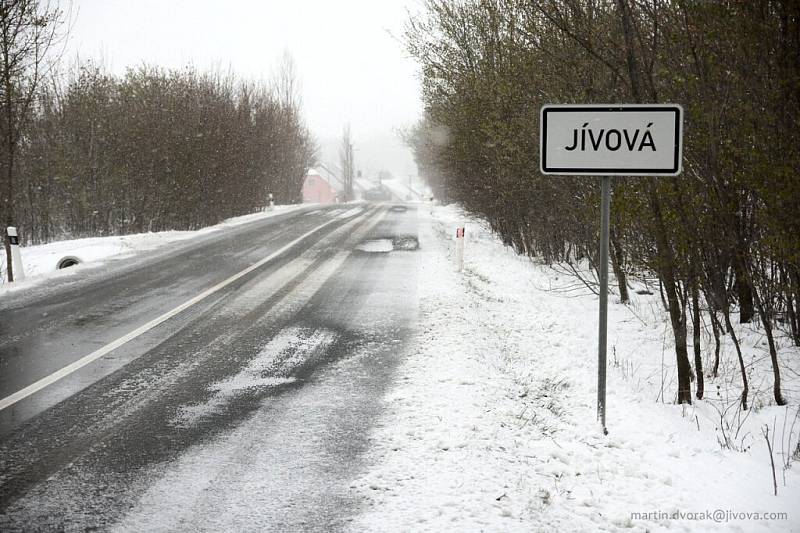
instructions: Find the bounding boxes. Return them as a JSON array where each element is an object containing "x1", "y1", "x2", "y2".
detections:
[{"x1": 302, "y1": 166, "x2": 343, "y2": 204}]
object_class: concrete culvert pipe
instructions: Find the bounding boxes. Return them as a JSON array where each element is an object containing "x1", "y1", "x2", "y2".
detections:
[{"x1": 56, "y1": 256, "x2": 81, "y2": 269}]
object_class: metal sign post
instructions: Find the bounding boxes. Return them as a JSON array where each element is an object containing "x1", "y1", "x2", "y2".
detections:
[
  {"x1": 597, "y1": 176, "x2": 610, "y2": 433},
  {"x1": 540, "y1": 104, "x2": 683, "y2": 434}
]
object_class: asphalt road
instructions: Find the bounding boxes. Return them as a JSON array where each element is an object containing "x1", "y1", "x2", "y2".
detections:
[{"x1": 0, "y1": 203, "x2": 421, "y2": 531}]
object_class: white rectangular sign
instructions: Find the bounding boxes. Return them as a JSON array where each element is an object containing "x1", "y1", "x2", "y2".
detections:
[{"x1": 540, "y1": 104, "x2": 683, "y2": 176}]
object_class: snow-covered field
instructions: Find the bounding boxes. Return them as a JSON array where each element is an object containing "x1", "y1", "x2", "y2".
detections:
[
  {"x1": 0, "y1": 205, "x2": 309, "y2": 295},
  {"x1": 350, "y1": 204, "x2": 800, "y2": 532}
]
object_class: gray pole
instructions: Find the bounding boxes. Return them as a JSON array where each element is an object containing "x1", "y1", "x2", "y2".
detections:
[
  {"x1": 598, "y1": 176, "x2": 611, "y2": 435},
  {"x1": 349, "y1": 143, "x2": 355, "y2": 202}
]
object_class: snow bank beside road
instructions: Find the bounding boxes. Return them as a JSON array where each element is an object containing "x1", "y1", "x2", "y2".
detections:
[
  {"x1": 350, "y1": 204, "x2": 800, "y2": 532},
  {"x1": 0, "y1": 205, "x2": 309, "y2": 293}
]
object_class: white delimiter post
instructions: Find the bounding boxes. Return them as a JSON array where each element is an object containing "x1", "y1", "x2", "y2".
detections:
[
  {"x1": 455, "y1": 227, "x2": 465, "y2": 272},
  {"x1": 7, "y1": 227, "x2": 25, "y2": 282}
]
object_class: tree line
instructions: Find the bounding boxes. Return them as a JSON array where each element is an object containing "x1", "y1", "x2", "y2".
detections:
[
  {"x1": 404, "y1": 0, "x2": 799, "y2": 409},
  {"x1": 2, "y1": 0, "x2": 314, "y2": 278},
  {"x1": 17, "y1": 63, "x2": 313, "y2": 243}
]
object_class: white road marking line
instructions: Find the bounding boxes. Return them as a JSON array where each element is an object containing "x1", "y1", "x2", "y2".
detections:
[{"x1": 0, "y1": 211, "x2": 369, "y2": 412}]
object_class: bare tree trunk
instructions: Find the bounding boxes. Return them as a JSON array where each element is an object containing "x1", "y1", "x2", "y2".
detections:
[
  {"x1": 658, "y1": 278, "x2": 668, "y2": 311},
  {"x1": 790, "y1": 268, "x2": 800, "y2": 346},
  {"x1": 691, "y1": 276, "x2": 704, "y2": 399},
  {"x1": 610, "y1": 227, "x2": 629, "y2": 303},
  {"x1": 616, "y1": 0, "x2": 645, "y2": 101},
  {"x1": 649, "y1": 188, "x2": 693, "y2": 404},
  {"x1": 709, "y1": 303, "x2": 722, "y2": 378},
  {"x1": 751, "y1": 280, "x2": 786, "y2": 405},
  {"x1": 786, "y1": 278, "x2": 799, "y2": 346},
  {"x1": 613, "y1": 4, "x2": 692, "y2": 406},
  {"x1": 3, "y1": 17, "x2": 15, "y2": 282},
  {"x1": 735, "y1": 267, "x2": 755, "y2": 323},
  {"x1": 721, "y1": 303, "x2": 749, "y2": 410},
  {"x1": 0, "y1": 0, "x2": 64, "y2": 280},
  {"x1": 3, "y1": 95, "x2": 15, "y2": 281}
]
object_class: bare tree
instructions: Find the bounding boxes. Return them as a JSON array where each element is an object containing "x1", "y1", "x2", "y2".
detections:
[
  {"x1": 404, "y1": 0, "x2": 798, "y2": 407},
  {"x1": 12, "y1": 60, "x2": 315, "y2": 243},
  {"x1": 0, "y1": 0, "x2": 64, "y2": 280},
  {"x1": 272, "y1": 49, "x2": 301, "y2": 113}
]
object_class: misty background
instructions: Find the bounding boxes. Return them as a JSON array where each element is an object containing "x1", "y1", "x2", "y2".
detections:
[{"x1": 64, "y1": 0, "x2": 422, "y2": 180}]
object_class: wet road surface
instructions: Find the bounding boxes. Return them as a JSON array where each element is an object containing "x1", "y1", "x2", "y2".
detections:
[{"x1": 0, "y1": 204, "x2": 420, "y2": 531}]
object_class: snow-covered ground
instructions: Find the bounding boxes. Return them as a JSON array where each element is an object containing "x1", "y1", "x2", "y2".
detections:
[
  {"x1": 380, "y1": 178, "x2": 431, "y2": 201},
  {"x1": 3, "y1": 201, "x2": 797, "y2": 530},
  {"x1": 0, "y1": 205, "x2": 310, "y2": 295},
  {"x1": 350, "y1": 204, "x2": 800, "y2": 532}
]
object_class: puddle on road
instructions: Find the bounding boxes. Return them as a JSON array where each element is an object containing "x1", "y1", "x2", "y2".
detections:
[
  {"x1": 356, "y1": 239, "x2": 394, "y2": 253},
  {"x1": 356, "y1": 235, "x2": 419, "y2": 253}
]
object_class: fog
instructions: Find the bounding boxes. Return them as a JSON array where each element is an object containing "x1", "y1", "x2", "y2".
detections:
[{"x1": 65, "y1": 0, "x2": 422, "y2": 179}]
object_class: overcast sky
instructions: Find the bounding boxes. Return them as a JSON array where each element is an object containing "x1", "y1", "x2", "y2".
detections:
[{"x1": 64, "y1": 0, "x2": 423, "y2": 179}]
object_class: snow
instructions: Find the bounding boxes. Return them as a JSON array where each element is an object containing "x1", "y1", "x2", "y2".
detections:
[
  {"x1": 380, "y1": 178, "x2": 427, "y2": 201},
  {"x1": 174, "y1": 326, "x2": 335, "y2": 428},
  {"x1": 348, "y1": 203, "x2": 800, "y2": 532},
  {"x1": 0, "y1": 204, "x2": 310, "y2": 295},
  {"x1": 5, "y1": 199, "x2": 799, "y2": 530},
  {"x1": 356, "y1": 239, "x2": 394, "y2": 253}
]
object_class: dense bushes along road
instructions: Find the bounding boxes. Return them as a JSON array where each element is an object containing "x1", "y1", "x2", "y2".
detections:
[
  {"x1": 16, "y1": 63, "x2": 314, "y2": 242},
  {"x1": 404, "y1": 0, "x2": 800, "y2": 408}
]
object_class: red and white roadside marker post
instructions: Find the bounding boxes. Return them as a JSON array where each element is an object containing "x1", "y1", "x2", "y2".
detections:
[
  {"x1": 540, "y1": 104, "x2": 683, "y2": 434},
  {"x1": 455, "y1": 226, "x2": 465, "y2": 272},
  {"x1": 6, "y1": 226, "x2": 25, "y2": 282}
]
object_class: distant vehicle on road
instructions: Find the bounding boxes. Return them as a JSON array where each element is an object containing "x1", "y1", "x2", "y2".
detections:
[{"x1": 363, "y1": 186, "x2": 392, "y2": 202}]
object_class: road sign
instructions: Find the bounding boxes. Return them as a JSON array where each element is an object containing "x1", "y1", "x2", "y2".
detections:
[
  {"x1": 540, "y1": 104, "x2": 682, "y2": 176},
  {"x1": 539, "y1": 103, "x2": 684, "y2": 435}
]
